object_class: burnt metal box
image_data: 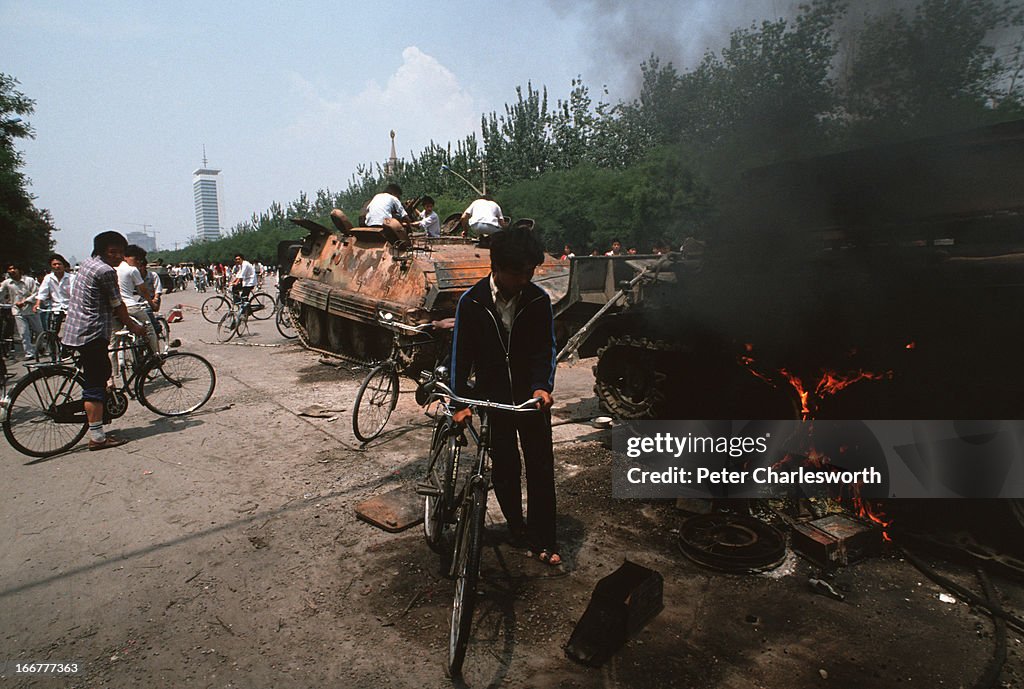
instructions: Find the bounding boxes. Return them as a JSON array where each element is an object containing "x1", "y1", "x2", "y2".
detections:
[
  {"x1": 790, "y1": 514, "x2": 881, "y2": 568},
  {"x1": 565, "y1": 560, "x2": 664, "y2": 667}
]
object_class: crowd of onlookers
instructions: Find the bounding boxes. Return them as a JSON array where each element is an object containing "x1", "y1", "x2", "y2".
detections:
[
  {"x1": 0, "y1": 253, "x2": 281, "y2": 361},
  {"x1": 556, "y1": 237, "x2": 704, "y2": 260},
  {"x1": 150, "y1": 260, "x2": 277, "y2": 294}
]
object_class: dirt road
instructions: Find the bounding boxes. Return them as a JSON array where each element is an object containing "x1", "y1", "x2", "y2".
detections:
[{"x1": 1, "y1": 284, "x2": 1022, "y2": 688}]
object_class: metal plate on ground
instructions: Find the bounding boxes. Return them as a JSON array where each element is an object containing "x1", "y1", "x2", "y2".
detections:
[{"x1": 355, "y1": 487, "x2": 423, "y2": 532}]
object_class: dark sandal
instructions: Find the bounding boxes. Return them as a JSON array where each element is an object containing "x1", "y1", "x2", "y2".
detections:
[{"x1": 538, "y1": 550, "x2": 562, "y2": 566}]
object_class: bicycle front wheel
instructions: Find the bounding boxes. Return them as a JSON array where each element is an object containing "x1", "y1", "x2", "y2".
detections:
[
  {"x1": 449, "y1": 480, "x2": 487, "y2": 676},
  {"x1": 138, "y1": 352, "x2": 216, "y2": 416},
  {"x1": 352, "y1": 363, "x2": 399, "y2": 443},
  {"x1": 33, "y1": 331, "x2": 60, "y2": 364},
  {"x1": 216, "y1": 311, "x2": 238, "y2": 342},
  {"x1": 248, "y1": 292, "x2": 273, "y2": 320},
  {"x1": 275, "y1": 304, "x2": 297, "y2": 339},
  {"x1": 201, "y1": 295, "x2": 231, "y2": 323},
  {"x1": 155, "y1": 316, "x2": 171, "y2": 350},
  {"x1": 424, "y1": 419, "x2": 460, "y2": 553},
  {"x1": 2, "y1": 366, "x2": 88, "y2": 457}
]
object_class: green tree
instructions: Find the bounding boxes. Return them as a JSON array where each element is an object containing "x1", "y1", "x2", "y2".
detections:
[
  {"x1": 481, "y1": 83, "x2": 554, "y2": 187},
  {"x1": 0, "y1": 74, "x2": 57, "y2": 271},
  {"x1": 842, "y1": 0, "x2": 1024, "y2": 142}
]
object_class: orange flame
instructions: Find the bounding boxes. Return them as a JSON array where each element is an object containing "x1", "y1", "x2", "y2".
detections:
[
  {"x1": 815, "y1": 370, "x2": 891, "y2": 398},
  {"x1": 849, "y1": 490, "x2": 893, "y2": 541},
  {"x1": 779, "y1": 368, "x2": 811, "y2": 419}
]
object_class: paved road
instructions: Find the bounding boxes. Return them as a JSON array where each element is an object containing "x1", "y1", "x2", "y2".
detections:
[{"x1": 1, "y1": 283, "x2": 1020, "y2": 688}]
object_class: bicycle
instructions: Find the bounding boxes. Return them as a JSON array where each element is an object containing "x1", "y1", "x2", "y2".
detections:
[
  {"x1": 202, "y1": 290, "x2": 272, "y2": 323},
  {"x1": 33, "y1": 307, "x2": 69, "y2": 364},
  {"x1": 274, "y1": 295, "x2": 297, "y2": 340},
  {"x1": 351, "y1": 313, "x2": 452, "y2": 443},
  {"x1": 415, "y1": 379, "x2": 540, "y2": 676},
  {"x1": 153, "y1": 312, "x2": 171, "y2": 351},
  {"x1": 216, "y1": 290, "x2": 264, "y2": 342},
  {"x1": 1, "y1": 329, "x2": 216, "y2": 458},
  {"x1": 0, "y1": 304, "x2": 19, "y2": 360}
]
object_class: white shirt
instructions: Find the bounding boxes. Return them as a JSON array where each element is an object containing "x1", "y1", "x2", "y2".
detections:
[
  {"x1": 233, "y1": 260, "x2": 257, "y2": 287},
  {"x1": 465, "y1": 199, "x2": 503, "y2": 228},
  {"x1": 146, "y1": 270, "x2": 163, "y2": 297},
  {"x1": 116, "y1": 262, "x2": 147, "y2": 307},
  {"x1": 489, "y1": 274, "x2": 519, "y2": 334},
  {"x1": 0, "y1": 275, "x2": 38, "y2": 315},
  {"x1": 417, "y1": 210, "x2": 440, "y2": 237},
  {"x1": 36, "y1": 272, "x2": 74, "y2": 310},
  {"x1": 364, "y1": 193, "x2": 408, "y2": 226}
]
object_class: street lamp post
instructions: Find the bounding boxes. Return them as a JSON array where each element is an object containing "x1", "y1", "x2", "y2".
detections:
[{"x1": 440, "y1": 164, "x2": 483, "y2": 196}]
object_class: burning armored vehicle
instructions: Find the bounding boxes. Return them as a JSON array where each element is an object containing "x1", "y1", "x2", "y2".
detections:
[{"x1": 556, "y1": 119, "x2": 1024, "y2": 422}]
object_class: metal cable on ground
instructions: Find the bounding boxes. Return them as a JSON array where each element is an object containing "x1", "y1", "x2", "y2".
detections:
[
  {"x1": 900, "y1": 545, "x2": 1024, "y2": 634},
  {"x1": 972, "y1": 566, "x2": 1007, "y2": 689}
]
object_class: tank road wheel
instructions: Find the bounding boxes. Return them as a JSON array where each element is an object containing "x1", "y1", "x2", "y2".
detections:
[
  {"x1": 593, "y1": 336, "x2": 669, "y2": 419},
  {"x1": 303, "y1": 307, "x2": 327, "y2": 348},
  {"x1": 326, "y1": 313, "x2": 349, "y2": 353},
  {"x1": 350, "y1": 320, "x2": 392, "y2": 363}
]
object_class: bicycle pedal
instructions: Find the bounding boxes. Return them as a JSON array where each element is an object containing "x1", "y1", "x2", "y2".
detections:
[{"x1": 415, "y1": 481, "x2": 441, "y2": 498}]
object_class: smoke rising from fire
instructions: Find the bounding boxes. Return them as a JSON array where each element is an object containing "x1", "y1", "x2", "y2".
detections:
[
  {"x1": 548, "y1": 0, "x2": 1011, "y2": 98},
  {"x1": 548, "y1": 0, "x2": 800, "y2": 93}
]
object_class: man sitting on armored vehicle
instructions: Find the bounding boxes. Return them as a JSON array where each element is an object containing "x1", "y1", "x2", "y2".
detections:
[
  {"x1": 461, "y1": 194, "x2": 508, "y2": 237},
  {"x1": 364, "y1": 183, "x2": 413, "y2": 246}
]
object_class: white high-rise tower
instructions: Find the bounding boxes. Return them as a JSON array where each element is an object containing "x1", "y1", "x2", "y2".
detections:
[{"x1": 193, "y1": 147, "x2": 222, "y2": 241}]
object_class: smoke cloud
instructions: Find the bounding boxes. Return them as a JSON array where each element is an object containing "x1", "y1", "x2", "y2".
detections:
[{"x1": 549, "y1": 0, "x2": 1017, "y2": 98}]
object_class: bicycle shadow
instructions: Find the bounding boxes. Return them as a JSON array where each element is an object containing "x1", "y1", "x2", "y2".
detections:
[
  {"x1": 17, "y1": 415, "x2": 207, "y2": 466},
  {"x1": 452, "y1": 514, "x2": 587, "y2": 687},
  {"x1": 115, "y1": 415, "x2": 205, "y2": 442}
]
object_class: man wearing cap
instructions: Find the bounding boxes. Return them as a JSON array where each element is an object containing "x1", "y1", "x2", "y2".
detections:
[{"x1": 62, "y1": 231, "x2": 147, "y2": 450}]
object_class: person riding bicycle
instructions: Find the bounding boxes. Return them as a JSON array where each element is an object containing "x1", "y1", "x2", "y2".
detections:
[
  {"x1": 229, "y1": 253, "x2": 257, "y2": 312},
  {"x1": 450, "y1": 226, "x2": 560, "y2": 565},
  {"x1": 62, "y1": 231, "x2": 147, "y2": 451},
  {"x1": 194, "y1": 264, "x2": 208, "y2": 292},
  {"x1": 33, "y1": 253, "x2": 74, "y2": 333},
  {"x1": 116, "y1": 245, "x2": 160, "y2": 356}
]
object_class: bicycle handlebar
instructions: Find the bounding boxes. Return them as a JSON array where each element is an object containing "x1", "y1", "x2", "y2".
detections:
[{"x1": 429, "y1": 380, "x2": 542, "y2": 413}]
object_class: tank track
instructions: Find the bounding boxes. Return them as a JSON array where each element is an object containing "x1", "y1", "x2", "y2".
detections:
[
  {"x1": 593, "y1": 335, "x2": 681, "y2": 419},
  {"x1": 290, "y1": 303, "x2": 376, "y2": 368}
]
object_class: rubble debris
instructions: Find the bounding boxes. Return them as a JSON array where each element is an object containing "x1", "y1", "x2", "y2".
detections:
[
  {"x1": 791, "y1": 514, "x2": 881, "y2": 569},
  {"x1": 565, "y1": 560, "x2": 663, "y2": 667},
  {"x1": 808, "y1": 577, "x2": 846, "y2": 602},
  {"x1": 677, "y1": 513, "x2": 786, "y2": 573}
]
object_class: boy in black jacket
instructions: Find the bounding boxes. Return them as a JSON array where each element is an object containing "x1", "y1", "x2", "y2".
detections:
[{"x1": 450, "y1": 227, "x2": 560, "y2": 565}]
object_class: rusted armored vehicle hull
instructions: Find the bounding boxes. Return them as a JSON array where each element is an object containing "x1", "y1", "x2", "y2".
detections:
[
  {"x1": 286, "y1": 223, "x2": 569, "y2": 364},
  {"x1": 562, "y1": 120, "x2": 1024, "y2": 421}
]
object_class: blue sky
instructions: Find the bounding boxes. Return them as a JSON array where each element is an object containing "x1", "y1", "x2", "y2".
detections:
[{"x1": 2, "y1": 0, "x2": 800, "y2": 262}]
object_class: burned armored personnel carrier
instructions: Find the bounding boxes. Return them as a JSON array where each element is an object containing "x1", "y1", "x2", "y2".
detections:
[
  {"x1": 285, "y1": 215, "x2": 569, "y2": 365},
  {"x1": 558, "y1": 120, "x2": 1024, "y2": 421}
]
